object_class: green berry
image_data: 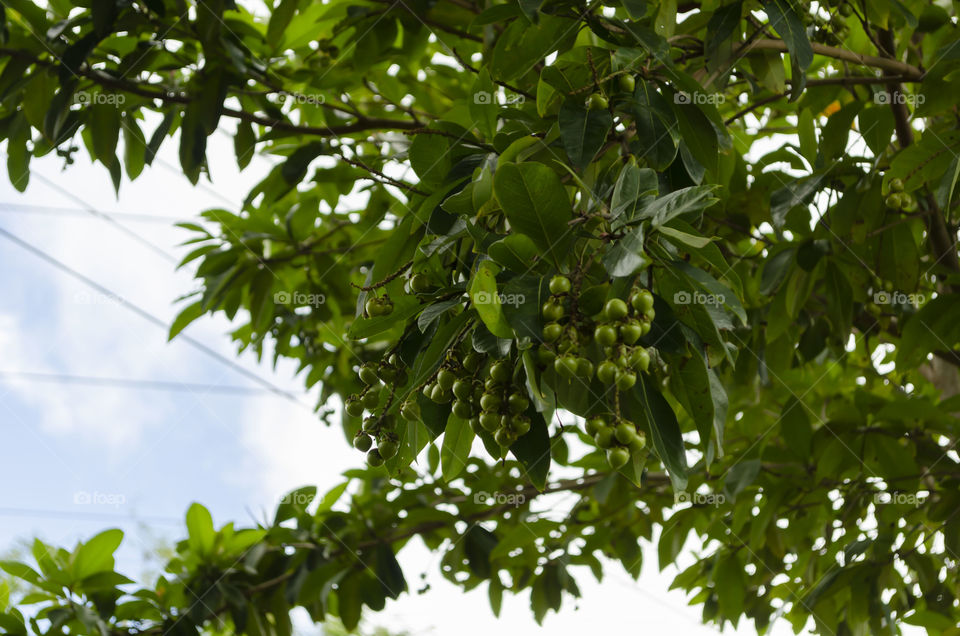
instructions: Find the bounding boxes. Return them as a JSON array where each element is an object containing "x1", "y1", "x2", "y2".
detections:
[
  {"x1": 430, "y1": 384, "x2": 450, "y2": 403},
  {"x1": 453, "y1": 379, "x2": 473, "y2": 401},
  {"x1": 469, "y1": 417, "x2": 482, "y2": 434},
  {"x1": 576, "y1": 357, "x2": 594, "y2": 380},
  {"x1": 366, "y1": 448, "x2": 384, "y2": 467},
  {"x1": 479, "y1": 412, "x2": 501, "y2": 431},
  {"x1": 615, "y1": 422, "x2": 638, "y2": 445},
  {"x1": 618, "y1": 74, "x2": 635, "y2": 93},
  {"x1": 480, "y1": 392, "x2": 502, "y2": 411},
  {"x1": 604, "y1": 298, "x2": 629, "y2": 321},
  {"x1": 885, "y1": 193, "x2": 902, "y2": 209},
  {"x1": 542, "y1": 300, "x2": 565, "y2": 322},
  {"x1": 631, "y1": 289, "x2": 654, "y2": 313},
  {"x1": 588, "y1": 93, "x2": 608, "y2": 110},
  {"x1": 595, "y1": 427, "x2": 615, "y2": 449},
  {"x1": 436, "y1": 368, "x2": 457, "y2": 391},
  {"x1": 359, "y1": 363, "x2": 379, "y2": 385},
  {"x1": 489, "y1": 360, "x2": 512, "y2": 383},
  {"x1": 585, "y1": 416, "x2": 606, "y2": 437},
  {"x1": 889, "y1": 177, "x2": 904, "y2": 192},
  {"x1": 542, "y1": 322, "x2": 563, "y2": 343},
  {"x1": 494, "y1": 428, "x2": 515, "y2": 447},
  {"x1": 597, "y1": 360, "x2": 618, "y2": 384},
  {"x1": 410, "y1": 273, "x2": 432, "y2": 293},
  {"x1": 362, "y1": 416, "x2": 378, "y2": 432},
  {"x1": 353, "y1": 434, "x2": 372, "y2": 452},
  {"x1": 362, "y1": 389, "x2": 380, "y2": 409},
  {"x1": 630, "y1": 348, "x2": 651, "y2": 373},
  {"x1": 452, "y1": 399, "x2": 473, "y2": 419},
  {"x1": 629, "y1": 431, "x2": 647, "y2": 453},
  {"x1": 607, "y1": 447, "x2": 630, "y2": 469},
  {"x1": 463, "y1": 352, "x2": 482, "y2": 373},
  {"x1": 549, "y1": 275, "x2": 572, "y2": 295},
  {"x1": 615, "y1": 370, "x2": 637, "y2": 391},
  {"x1": 620, "y1": 321, "x2": 643, "y2": 345},
  {"x1": 400, "y1": 400, "x2": 420, "y2": 422},
  {"x1": 594, "y1": 324, "x2": 618, "y2": 347},
  {"x1": 555, "y1": 354, "x2": 579, "y2": 378},
  {"x1": 345, "y1": 397, "x2": 365, "y2": 418},
  {"x1": 513, "y1": 416, "x2": 531, "y2": 436},
  {"x1": 377, "y1": 439, "x2": 398, "y2": 460},
  {"x1": 508, "y1": 392, "x2": 529, "y2": 414}
]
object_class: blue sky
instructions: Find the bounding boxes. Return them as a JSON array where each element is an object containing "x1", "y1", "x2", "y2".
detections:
[{"x1": 0, "y1": 124, "x2": 818, "y2": 636}]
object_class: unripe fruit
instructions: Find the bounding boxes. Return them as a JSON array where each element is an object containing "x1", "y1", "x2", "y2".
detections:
[
  {"x1": 430, "y1": 384, "x2": 449, "y2": 403},
  {"x1": 885, "y1": 193, "x2": 901, "y2": 209},
  {"x1": 364, "y1": 297, "x2": 379, "y2": 317},
  {"x1": 480, "y1": 393, "x2": 502, "y2": 411},
  {"x1": 597, "y1": 360, "x2": 618, "y2": 384},
  {"x1": 549, "y1": 275, "x2": 572, "y2": 295},
  {"x1": 452, "y1": 399, "x2": 473, "y2": 419},
  {"x1": 620, "y1": 321, "x2": 643, "y2": 345},
  {"x1": 619, "y1": 74, "x2": 635, "y2": 93},
  {"x1": 422, "y1": 383, "x2": 434, "y2": 399},
  {"x1": 542, "y1": 300, "x2": 565, "y2": 322},
  {"x1": 555, "y1": 354, "x2": 579, "y2": 378},
  {"x1": 607, "y1": 447, "x2": 630, "y2": 469},
  {"x1": 345, "y1": 398, "x2": 365, "y2": 417},
  {"x1": 463, "y1": 352, "x2": 481, "y2": 373},
  {"x1": 640, "y1": 321, "x2": 652, "y2": 336},
  {"x1": 604, "y1": 298, "x2": 629, "y2": 321},
  {"x1": 615, "y1": 422, "x2": 638, "y2": 445},
  {"x1": 484, "y1": 377, "x2": 499, "y2": 391},
  {"x1": 362, "y1": 416, "x2": 378, "y2": 432},
  {"x1": 366, "y1": 448, "x2": 384, "y2": 467},
  {"x1": 537, "y1": 345, "x2": 557, "y2": 365},
  {"x1": 453, "y1": 379, "x2": 473, "y2": 401},
  {"x1": 400, "y1": 400, "x2": 419, "y2": 421},
  {"x1": 377, "y1": 365, "x2": 397, "y2": 382},
  {"x1": 642, "y1": 307, "x2": 655, "y2": 322},
  {"x1": 479, "y1": 412, "x2": 500, "y2": 431},
  {"x1": 513, "y1": 416, "x2": 531, "y2": 436},
  {"x1": 616, "y1": 370, "x2": 637, "y2": 391},
  {"x1": 629, "y1": 432, "x2": 647, "y2": 453},
  {"x1": 359, "y1": 363, "x2": 379, "y2": 385},
  {"x1": 585, "y1": 416, "x2": 606, "y2": 437},
  {"x1": 594, "y1": 324, "x2": 618, "y2": 347},
  {"x1": 377, "y1": 439, "x2": 398, "y2": 460},
  {"x1": 508, "y1": 392, "x2": 529, "y2": 414},
  {"x1": 500, "y1": 414, "x2": 512, "y2": 429},
  {"x1": 436, "y1": 368, "x2": 457, "y2": 391},
  {"x1": 353, "y1": 434, "x2": 372, "y2": 452},
  {"x1": 588, "y1": 93, "x2": 608, "y2": 110},
  {"x1": 542, "y1": 322, "x2": 563, "y2": 343},
  {"x1": 889, "y1": 177, "x2": 904, "y2": 192},
  {"x1": 469, "y1": 417, "x2": 482, "y2": 434},
  {"x1": 410, "y1": 273, "x2": 432, "y2": 293},
  {"x1": 630, "y1": 348, "x2": 651, "y2": 373},
  {"x1": 576, "y1": 357, "x2": 594, "y2": 379},
  {"x1": 595, "y1": 427, "x2": 615, "y2": 448},
  {"x1": 494, "y1": 428, "x2": 514, "y2": 447},
  {"x1": 362, "y1": 389, "x2": 380, "y2": 409},
  {"x1": 631, "y1": 289, "x2": 654, "y2": 313},
  {"x1": 489, "y1": 360, "x2": 512, "y2": 383}
]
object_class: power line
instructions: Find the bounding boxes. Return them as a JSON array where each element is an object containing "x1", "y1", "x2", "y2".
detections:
[
  {"x1": 29, "y1": 171, "x2": 180, "y2": 264},
  {"x1": 0, "y1": 225, "x2": 308, "y2": 407},
  {"x1": 0, "y1": 370, "x2": 276, "y2": 395},
  {"x1": 0, "y1": 202, "x2": 185, "y2": 224}
]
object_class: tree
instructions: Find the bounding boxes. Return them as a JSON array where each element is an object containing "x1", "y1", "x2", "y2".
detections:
[{"x1": 0, "y1": 0, "x2": 959, "y2": 633}]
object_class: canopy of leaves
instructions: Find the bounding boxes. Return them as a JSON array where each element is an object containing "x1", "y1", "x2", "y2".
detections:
[{"x1": 2, "y1": 0, "x2": 960, "y2": 634}]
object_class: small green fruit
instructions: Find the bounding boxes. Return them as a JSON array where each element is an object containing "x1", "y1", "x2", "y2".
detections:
[
  {"x1": 430, "y1": 384, "x2": 450, "y2": 403},
  {"x1": 463, "y1": 351, "x2": 482, "y2": 372},
  {"x1": 362, "y1": 389, "x2": 380, "y2": 409},
  {"x1": 400, "y1": 400, "x2": 419, "y2": 421},
  {"x1": 618, "y1": 74, "x2": 635, "y2": 93},
  {"x1": 508, "y1": 392, "x2": 529, "y2": 414},
  {"x1": 362, "y1": 416, "x2": 378, "y2": 432},
  {"x1": 630, "y1": 348, "x2": 651, "y2": 373},
  {"x1": 555, "y1": 354, "x2": 579, "y2": 378},
  {"x1": 631, "y1": 289, "x2": 654, "y2": 313},
  {"x1": 620, "y1": 321, "x2": 643, "y2": 345},
  {"x1": 469, "y1": 417, "x2": 482, "y2": 434},
  {"x1": 585, "y1": 416, "x2": 606, "y2": 437},
  {"x1": 604, "y1": 298, "x2": 629, "y2": 321},
  {"x1": 452, "y1": 399, "x2": 473, "y2": 419},
  {"x1": 542, "y1": 300, "x2": 565, "y2": 322},
  {"x1": 588, "y1": 93, "x2": 608, "y2": 110},
  {"x1": 479, "y1": 412, "x2": 501, "y2": 431},
  {"x1": 607, "y1": 447, "x2": 630, "y2": 469},
  {"x1": 513, "y1": 416, "x2": 531, "y2": 436},
  {"x1": 889, "y1": 177, "x2": 904, "y2": 192},
  {"x1": 410, "y1": 273, "x2": 432, "y2": 293},
  {"x1": 549, "y1": 275, "x2": 572, "y2": 295},
  {"x1": 576, "y1": 357, "x2": 594, "y2": 380},
  {"x1": 615, "y1": 422, "x2": 638, "y2": 445},
  {"x1": 595, "y1": 427, "x2": 615, "y2": 448},
  {"x1": 629, "y1": 432, "x2": 647, "y2": 453},
  {"x1": 353, "y1": 434, "x2": 372, "y2": 452},
  {"x1": 489, "y1": 360, "x2": 512, "y2": 383},
  {"x1": 494, "y1": 428, "x2": 515, "y2": 447},
  {"x1": 345, "y1": 398, "x2": 365, "y2": 418},
  {"x1": 885, "y1": 193, "x2": 902, "y2": 209},
  {"x1": 436, "y1": 368, "x2": 456, "y2": 391},
  {"x1": 594, "y1": 324, "x2": 618, "y2": 347},
  {"x1": 480, "y1": 392, "x2": 502, "y2": 412},
  {"x1": 359, "y1": 363, "x2": 379, "y2": 385},
  {"x1": 377, "y1": 439, "x2": 398, "y2": 460},
  {"x1": 453, "y1": 379, "x2": 473, "y2": 401},
  {"x1": 366, "y1": 448, "x2": 384, "y2": 467},
  {"x1": 597, "y1": 360, "x2": 618, "y2": 384},
  {"x1": 616, "y1": 370, "x2": 637, "y2": 391},
  {"x1": 542, "y1": 322, "x2": 563, "y2": 343}
]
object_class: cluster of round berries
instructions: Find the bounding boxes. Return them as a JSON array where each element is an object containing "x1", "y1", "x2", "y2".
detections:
[
  {"x1": 474, "y1": 359, "x2": 531, "y2": 449},
  {"x1": 586, "y1": 74, "x2": 636, "y2": 111},
  {"x1": 418, "y1": 350, "x2": 483, "y2": 407},
  {"x1": 540, "y1": 275, "x2": 655, "y2": 389},
  {"x1": 347, "y1": 355, "x2": 408, "y2": 466},
  {"x1": 586, "y1": 415, "x2": 646, "y2": 468},
  {"x1": 884, "y1": 178, "x2": 914, "y2": 210},
  {"x1": 364, "y1": 294, "x2": 394, "y2": 317}
]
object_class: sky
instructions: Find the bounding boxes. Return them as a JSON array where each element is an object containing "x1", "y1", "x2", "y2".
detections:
[{"x1": 0, "y1": 117, "x2": 828, "y2": 635}]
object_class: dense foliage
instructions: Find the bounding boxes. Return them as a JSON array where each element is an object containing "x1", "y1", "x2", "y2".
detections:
[{"x1": 2, "y1": 0, "x2": 960, "y2": 633}]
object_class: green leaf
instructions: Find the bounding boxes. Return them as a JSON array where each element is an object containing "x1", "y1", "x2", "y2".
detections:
[
  {"x1": 234, "y1": 121, "x2": 255, "y2": 170},
  {"x1": 859, "y1": 106, "x2": 895, "y2": 158},
  {"x1": 267, "y1": 0, "x2": 297, "y2": 46},
  {"x1": 440, "y1": 413, "x2": 475, "y2": 481},
  {"x1": 493, "y1": 162, "x2": 573, "y2": 267},
  {"x1": 509, "y1": 409, "x2": 551, "y2": 490},
  {"x1": 409, "y1": 132, "x2": 451, "y2": 188},
  {"x1": 72, "y1": 529, "x2": 123, "y2": 581},
  {"x1": 337, "y1": 571, "x2": 362, "y2": 631},
  {"x1": 488, "y1": 233, "x2": 539, "y2": 272},
  {"x1": 558, "y1": 99, "x2": 613, "y2": 172},
  {"x1": 761, "y1": 0, "x2": 812, "y2": 98},
  {"x1": 674, "y1": 101, "x2": 718, "y2": 174},
  {"x1": 638, "y1": 185, "x2": 718, "y2": 227},
  {"x1": 779, "y1": 397, "x2": 812, "y2": 458},
  {"x1": 611, "y1": 158, "x2": 657, "y2": 223},
  {"x1": 657, "y1": 224, "x2": 714, "y2": 248},
  {"x1": 90, "y1": 103, "x2": 121, "y2": 167},
  {"x1": 623, "y1": 377, "x2": 688, "y2": 491},
  {"x1": 374, "y1": 545, "x2": 406, "y2": 599},
  {"x1": 603, "y1": 225, "x2": 650, "y2": 278},
  {"x1": 897, "y1": 295, "x2": 960, "y2": 369},
  {"x1": 631, "y1": 81, "x2": 678, "y2": 169},
  {"x1": 169, "y1": 300, "x2": 204, "y2": 340},
  {"x1": 185, "y1": 503, "x2": 215, "y2": 557},
  {"x1": 469, "y1": 260, "x2": 514, "y2": 338}
]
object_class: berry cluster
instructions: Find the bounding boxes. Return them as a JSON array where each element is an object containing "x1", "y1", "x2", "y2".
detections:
[
  {"x1": 586, "y1": 415, "x2": 646, "y2": 468},
  {"x1": 884, "y1": 178, "x2": 914, "y2": 211},
  {"x1": 475, "y1": 359, "x2": 531, "y2": 448},
  {"x1": 346, "y1": 355, "x2": 407, "y2": 466}
]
